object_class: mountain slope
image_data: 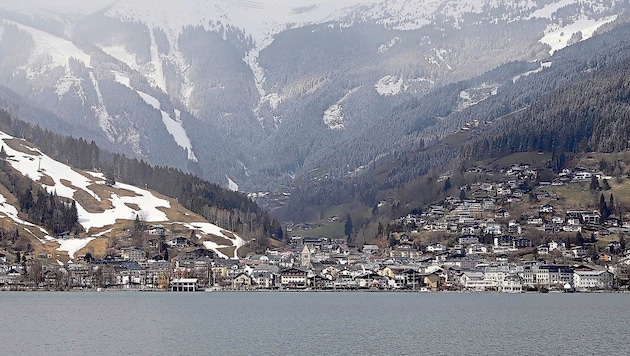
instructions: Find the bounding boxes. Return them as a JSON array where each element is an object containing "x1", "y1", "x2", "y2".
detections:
[
  {"x1": 280, "y1": 17, "x2": 630, "y2": 224},
  {"x1": 0, "y1": 129, "x2": 246, "y2": 261},
  {"x1": 0, "y1": 1, "x2": 625, "y2": 192}
]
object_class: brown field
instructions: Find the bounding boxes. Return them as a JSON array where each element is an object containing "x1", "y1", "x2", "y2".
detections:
[
  {"x1": 4, "y1": 138, "x2": 41, "y2": 156},
  {"x1": 38, "y1": 174, "x2": 55, "y2": 186},
  {"x1": 217, "y1": 246, "x2": 236, "y2": 258},
  {"x1": 125, "y1": 203, "x2": 141, "y2": 211},
  {"x1": 204, "y1": 234, "x2": 232, "y2": 247},
  {"x1": 73, "y1": 188, "x2": 110, "y2": 213},
  {"x1": 80, "y1": 238, "x2": 109, "y2": 258}
]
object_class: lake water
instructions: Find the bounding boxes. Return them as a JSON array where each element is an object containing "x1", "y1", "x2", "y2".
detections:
[{"x1": 1, "y1": 291, "x2": 629, "y2": 355}]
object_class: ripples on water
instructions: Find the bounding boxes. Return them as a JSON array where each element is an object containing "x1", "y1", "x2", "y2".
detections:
[{"x1": 1, "y1": 292, "x2": 629, "y2": 355}]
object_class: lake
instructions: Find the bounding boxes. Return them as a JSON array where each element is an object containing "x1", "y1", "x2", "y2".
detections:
[{"x1": 1, "y1": 291, "x2": 629, "y2": 355}]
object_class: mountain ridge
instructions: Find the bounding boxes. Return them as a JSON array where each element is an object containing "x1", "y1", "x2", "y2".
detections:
[{"x1": 0, "y1": 1, "x2": 626, "y2": 192}]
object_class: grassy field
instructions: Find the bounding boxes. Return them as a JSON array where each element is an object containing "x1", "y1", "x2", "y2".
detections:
[
  {"x1": 297, "y1": 221, "x2": 345, "y2": 238},
  {"x1": 489, "y1": 151, "x2": 552, "y2": 168}
]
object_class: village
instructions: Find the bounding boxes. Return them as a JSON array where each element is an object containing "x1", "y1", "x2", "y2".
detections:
[{"x1": 0, "y1": 159, "x2": 629, "y2": 293}]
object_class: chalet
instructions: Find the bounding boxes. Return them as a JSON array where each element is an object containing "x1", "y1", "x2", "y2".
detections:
[
  {"x1": 249, "y1": 255, "x2": 271, "y2": 264},
  {"x1": 551, "y1": 216, "x2": 564, "y2": 224},
  {"x1": 608, "y1": 241, "x2": 622, "y2": 254},
  {"x1": 467, "y1": 244, "x2": 488, "y2": 255},
  {"x1": 460, "y1": 271, "x2": 493, "y2": 291},
  {"x1": 572, "y1": 172, "x2": 592, "y2": 181},
  {"x1": 496, "y1": 254, "x2": 509, "y2": 262},
  {"x1": 570, "y1": 246, "x2": 589, "y2": 258},
  {"x1": 232, "y1": 272, "x2": 254, "y2": 290},
  {"x1": 563, "y1": 225, "x2": 582, "y2": 233},
  {"x1": 539, "y1": 204, "x2": 554, "y2": 214},
  {"x1": 482, "y1": 198, "x2": 496, "y2": 210},
  {"x1": 461, "y1": 226, "x2": 481, "y2": 235},
  {"x1": 604, "y1": 218, "x2": 621, "y2": 227},
  {"x1": 167, "y1": 236, "x2": 194, "y2": 249},
  {"x1": 484, "y1": 224, "x2": 502, "y2": 235},
  {"x1": 147, "y1": 224, "x2": 165, "y2": 235},
  {"x1": 427, "y1": 243, "x2": 446, "y2": 252}
]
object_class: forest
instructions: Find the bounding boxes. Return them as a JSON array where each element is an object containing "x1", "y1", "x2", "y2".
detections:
[
  {"x1": 282, "y1": 19, "x2": 630, "y2": 231},
  {"x1": 0, "y1": 110, "x2": 281, "y2": 243}
]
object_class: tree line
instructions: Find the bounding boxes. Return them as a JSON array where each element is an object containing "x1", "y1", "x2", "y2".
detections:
[
  {"x1": 0, "y1": 147, "x2": 80, "y2": 236},
  {"x1": 0, "y1": 109, "x2": 281, "y2": 245}
]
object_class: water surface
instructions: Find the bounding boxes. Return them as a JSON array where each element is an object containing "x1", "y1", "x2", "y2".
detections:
[{"x1": 1, "y1": 291, "x2": 628, "y2": 355}]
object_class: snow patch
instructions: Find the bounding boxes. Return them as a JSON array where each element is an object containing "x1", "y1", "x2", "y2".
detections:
[
  {"x1": 101, "y1": 45, "x2": 139, "y2": 71},
  {"x1": 180, "y1": 222, "x2": 245, "y2": 259},
  {"x1": 3, "y1": 19, "x2": 91, "y2": 78},
  {"x1": 528, "y1": 0, "x2": 576, "y2": 20},
  {"x1": 0, "y1": 131, "x2": 170, "y2": 233},
  {"x1": 148, "y1": 28, "x2": 167, "y2": 91},
  {"x1": 378, "y1": 37, "x2": 401, "y2": 53},
  {"x1": 113, "y1": 71, "x2": 131, "y2": 88},
  {"x1": 137, "y1": 91, "x2": 198, "y2": 161},
  {"x1": 88, "y1": 72, "x2": 117, "y2": 143},
  {"x1": 540, "y1": 15, "x2": 618, "y2": 55},
  {"x1": 322, "y1": 87, "x2": 361, "y2": 130},
  {"x1": 456, "y1": 83, "x2": 500, "y2": 111},
  {"x1": 0, "y1": 193, "x2": 36, "y2": 227},
  {"x1": 56, "y1": 237, "x2": 95, "y2": 260},
  {"x1": 512, "y1": 61, "x2": 552, "y2": 83},
  {"x1": 425, "y1": 48, "x2": 452, "y2": 70},
  {"x1": 375, "y1": 75, "x2": 404, "y2": 96},
  {"x1": 55, "y1": 75, "x2": 82, "y2": 98},
  {"x1": 0, "y1": 128, "x2": 245, "y2": 260},
  {"x1": 324, "y1": 105, "x2": 345, "y2": 130},
  {"x1": 227, "y1": 176, "x2": 239, "y2": 192}
]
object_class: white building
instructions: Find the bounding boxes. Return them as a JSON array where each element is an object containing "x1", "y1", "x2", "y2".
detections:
[{"x1": 573, "y1": 270, "x2": 614, "y2": 290}]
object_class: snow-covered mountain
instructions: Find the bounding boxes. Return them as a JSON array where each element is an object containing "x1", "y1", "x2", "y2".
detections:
[
  {"x1": 0, "y1": 130, "x2": 245, "y2": 262},
  {"x1": 0, "y1": 0, "x2": 626, "y2": 191}
]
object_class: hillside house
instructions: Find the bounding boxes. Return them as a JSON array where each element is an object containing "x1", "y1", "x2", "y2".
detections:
[
  {"x1": 427, "y1": 243, "x2": 446, "y2": 252},
  {"x1": 147, "y1": 224, "x2": 165, "y2": 235},
  {"x1": 539, "y1": 204, "x2": 554, "y2": 214},
  {"x1": 167, "y1": 237, "x2": 194, "y2": 249}
]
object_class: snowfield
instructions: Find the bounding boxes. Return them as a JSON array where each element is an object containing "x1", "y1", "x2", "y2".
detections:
[{"x1": 0, "y1": 130, "x2": 244, "y2": 260}]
